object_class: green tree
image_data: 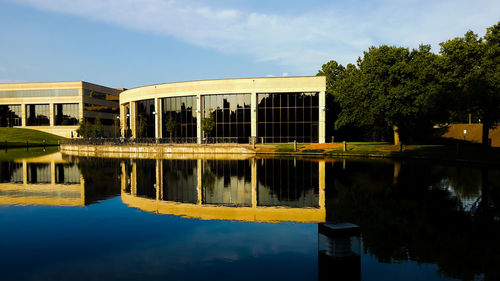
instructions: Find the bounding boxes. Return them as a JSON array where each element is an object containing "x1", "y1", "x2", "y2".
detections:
[
  {"x1": 76, "y1": 119, "x2": 92, "y2": 138},
  {"x1": 93, "y1": 115, "x2": 103, "y2": 137},
  {"x1": 334, "y1": 45, "x2": 441, "y2": 144},
  {"x1": 164, "y1": 116, "x2": 177, "y2": 139},
  {"x1": 201, "y1": 111, "x2": 215, "y2": 141},
  {"x1": 440, "y1": 22, "x2": 500, "y2": 148},
  {"x1": 136, "y1": 115, "x2": 146, "y2": 138}
]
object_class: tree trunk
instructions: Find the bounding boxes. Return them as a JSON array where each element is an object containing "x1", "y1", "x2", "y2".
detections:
[
  {"x1": 393, "y1": 125, "x2": 400, "y2": 146},
  {"x1": 482, "y1": 119, "x2": 490, "y2": 148}
]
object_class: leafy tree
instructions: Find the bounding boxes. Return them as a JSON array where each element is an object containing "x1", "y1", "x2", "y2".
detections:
[
  {"x1": 334, "y1": 45, "x2": 441, "y2": 144},
  {"x1": 201, "y1": 111, "x2": 215, "y2": 141},
  {"x1": 76, "y1": 119, "x2": 92, "y2": 138},
  {"x1": 440, "y1": 22, "x2": 500, "y2": 148},
  {"x1": 93, "y1": 115, "x2": 103, "y2": 137},
  {"x1": 136, "y1": 115, "x2": 146, "y2": 138},
  {"x1": 164, "y1": 116, "x2": 177, "y2": 139}
]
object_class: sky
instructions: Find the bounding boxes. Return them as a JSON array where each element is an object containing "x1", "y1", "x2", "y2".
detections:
[{"x1": 0, "y1": 0, "x2": 499, "y2": 89}]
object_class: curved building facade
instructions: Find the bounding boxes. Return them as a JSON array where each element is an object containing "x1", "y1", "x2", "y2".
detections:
[{"x1": 120, "y1": 76, "x2": 326, "y2": 143}]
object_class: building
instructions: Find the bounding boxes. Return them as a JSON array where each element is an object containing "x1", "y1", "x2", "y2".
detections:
[
  {"x1": 120, "y1": 76, "x2": 326, "y2": 143},
  {"x1": 0, "y1": 81, "x2": 122, "y2": 137}
]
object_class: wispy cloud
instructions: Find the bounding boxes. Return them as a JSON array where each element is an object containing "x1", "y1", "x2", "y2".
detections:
[
  {"x1": 9, "y1": 0, "x2": 500, "y2": 73},
  {"x1": 0, "y1": 66, "x2": 7, "y2": 73}
]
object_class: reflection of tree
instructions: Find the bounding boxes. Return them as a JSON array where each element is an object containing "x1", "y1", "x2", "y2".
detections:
[
  {"x1": 202, "y1": 165, "x2": 216, "y2": 195},
  {"x1": 325, "y1": 160, "x2": 500, "y2": 281}
]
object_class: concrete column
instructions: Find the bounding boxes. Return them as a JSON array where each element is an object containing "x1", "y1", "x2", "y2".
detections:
[
  {"x1": 49, "y1": 103, "x2": 55, "y2": 126},
  {"x1": 120, "y1": 104, "x2": 127, "y2": 138},
  {"x1": 197, "y1": 159, "x2": 202, "y2": 205},
  {"x1": 319, "y1": 91, "x2": 326, "y2": 143},
  {"x1": 251, "y1": 92, "x2": 257, "y2": 139},
  {"x1": 155, "y1": 98, "x2": 162, "y2": 139},
  {"x1": 197, "y1": 95, "x2": 202, "y2": 144},
  {"x1": 21, "y1": 104, "x2": 26, "y2": 127},
  {"x1": 130, "y1": 101, "x2": 137, "y2": 138},
  {"x1": 50, "y1": 160, "x2": 56, "y2": 185},
  {"x1": 251, "y1": 158, "x2": 257, "y2": 208},
  {"x1": 319, "y1": 160, "x2": 325, "y2": 210}
]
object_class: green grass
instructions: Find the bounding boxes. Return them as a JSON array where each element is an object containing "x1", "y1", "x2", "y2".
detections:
[{"x1": 0, "y1": 128, "x2": 64, "y2": 147}]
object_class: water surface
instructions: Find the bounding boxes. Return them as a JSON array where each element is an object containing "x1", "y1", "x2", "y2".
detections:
[{"x1": 0, "y1": 152, "x2": 499, "y2": 281}]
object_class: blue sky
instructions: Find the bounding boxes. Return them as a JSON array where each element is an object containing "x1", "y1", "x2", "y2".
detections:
[{"x1": 0, "y1": 0, "x2": 499, "y2": 89}]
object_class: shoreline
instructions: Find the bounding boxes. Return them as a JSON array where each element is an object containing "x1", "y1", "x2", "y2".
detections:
[{"x1": 59, "y1": 143, "x2": 500, "y2": 165}]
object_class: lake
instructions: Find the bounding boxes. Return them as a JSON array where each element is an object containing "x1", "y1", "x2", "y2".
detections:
[{"x1": 0, "y1": 150, "x2": 499, "y2": 281}]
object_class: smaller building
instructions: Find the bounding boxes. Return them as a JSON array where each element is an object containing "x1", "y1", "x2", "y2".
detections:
[{"x1": 0, "y1": 81, "x2": 122, "y2": 137}]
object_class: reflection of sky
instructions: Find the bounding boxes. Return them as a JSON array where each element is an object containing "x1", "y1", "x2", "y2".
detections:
[
  {"x1": 0, "y1": 197, "x2": 317, "y2": 281},
  {"x1": 0, "y1": 195, "x2": 472, "y2": 281}
]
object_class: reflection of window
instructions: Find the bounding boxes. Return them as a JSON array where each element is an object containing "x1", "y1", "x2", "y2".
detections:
[
  {"x1": 257, "y1": 92, "x2": 319, "y2": 143},
  {"x1": 27, "y1": 163, "x2": 51, "y2": 184},
  {"x1": 257, "y1": 159, "x2": 319, "y2": 208},
  {"x1": 0, "y1": 105, "x2": 22, "y2": 127},
  {"x1": 55, "y1": 164, "x2": 81, "y2": 184},
  {"x1": 55, "y1": 104, "x2": 79, "y2": 126},
  {"x1": 26, "y1": 104, "x2": 50, "y2": 126}
]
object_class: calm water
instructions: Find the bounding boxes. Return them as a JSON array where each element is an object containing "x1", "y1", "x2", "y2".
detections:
[{"x1": 0, "y1": 150, "x2": 499, "y2": 281}]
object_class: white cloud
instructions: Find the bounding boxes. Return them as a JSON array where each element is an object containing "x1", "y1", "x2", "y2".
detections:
[
  {"x1": 9, "y1": 0, "x2": 500, "y2": 74},
  {"x1": 281, "y1": 72, "x2": 288, "y2": 77},
  {"x1": 0, "y1": 66, "x2": 6, "y2": 73}
]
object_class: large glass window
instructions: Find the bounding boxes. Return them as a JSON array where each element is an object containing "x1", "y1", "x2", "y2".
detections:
[
  {"x1": 0, "y1": 89, "x2": 78, "y2": 98},
  {"x1": 203, "y1": 94, "x2": 251, "y2": 143},
  {"x1": 26, "y1": 104, "x2": 50, "y2": 126},
  {"x1": 55, "y1": 104, "x2": 79, "y2": 126},
  {"x1": 136, "y1": 99, "x2": 155, "y2": 138},
  {"x1": 162, "y1": 96, "x2": 197, "y2": 139},
  {"x1": 257, "y1": 92, "x2": 319, "y2": 143},
  {"x1": 0, "y1": 105, "x2": 22, "y2": 127}
]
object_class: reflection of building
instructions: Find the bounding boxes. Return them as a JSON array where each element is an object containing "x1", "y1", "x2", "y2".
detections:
[
  {"x1": 120, "y1": 77, "x2": 326, "y2": 143},
  {"x1": 121, "y1": 158, "x2": 327, "y2": 223},
  {"x1": 0, "y1": 153, "x2": 86, "y2": 206},
  {"x1": 0, "y1": 81, "x2": 122, "y2": 137}
]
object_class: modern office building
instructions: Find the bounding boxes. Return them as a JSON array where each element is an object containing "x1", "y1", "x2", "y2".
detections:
[
  {"x1": 0, "y1": 81, "x2": 122, "y2": 137},
  {"x1": 120, "y1": 76, "x2": 326, "y2": 143}
]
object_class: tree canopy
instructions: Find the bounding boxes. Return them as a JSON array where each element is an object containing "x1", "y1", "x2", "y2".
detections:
[{"x1": 319, "y1": 21, "x2": 500, "y2": 146}]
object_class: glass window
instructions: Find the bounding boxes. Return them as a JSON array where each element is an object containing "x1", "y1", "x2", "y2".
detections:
[
  {"x1": 55, "y1": 104, "x2": 79, "y2": 126},
  {"x1": 26, "y1": 104, "x2": 50, "y2": 126},
  {"x1": 161, "y1": 96, "x2": 197, "y2": 139},
  {"x1": 0, "y1": 105, "x2": 22, "y2": 127},
  {"x1": 136, "y1": 99, "x2": 155, "y2": 138},
  {"x1": 0, "y1": 89, "x2": 78, "y2": 98},
  {"x1": 202, "y1": 94, "x2": 251, "y2": 143},
  {"x1": 257, "y1": 92, "x2": 320, "y2": 142}
]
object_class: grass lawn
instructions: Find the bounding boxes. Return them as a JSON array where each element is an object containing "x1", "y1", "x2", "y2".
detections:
[{"x1": 0, "y1": 128, "x2": 64, "y2": 147}]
